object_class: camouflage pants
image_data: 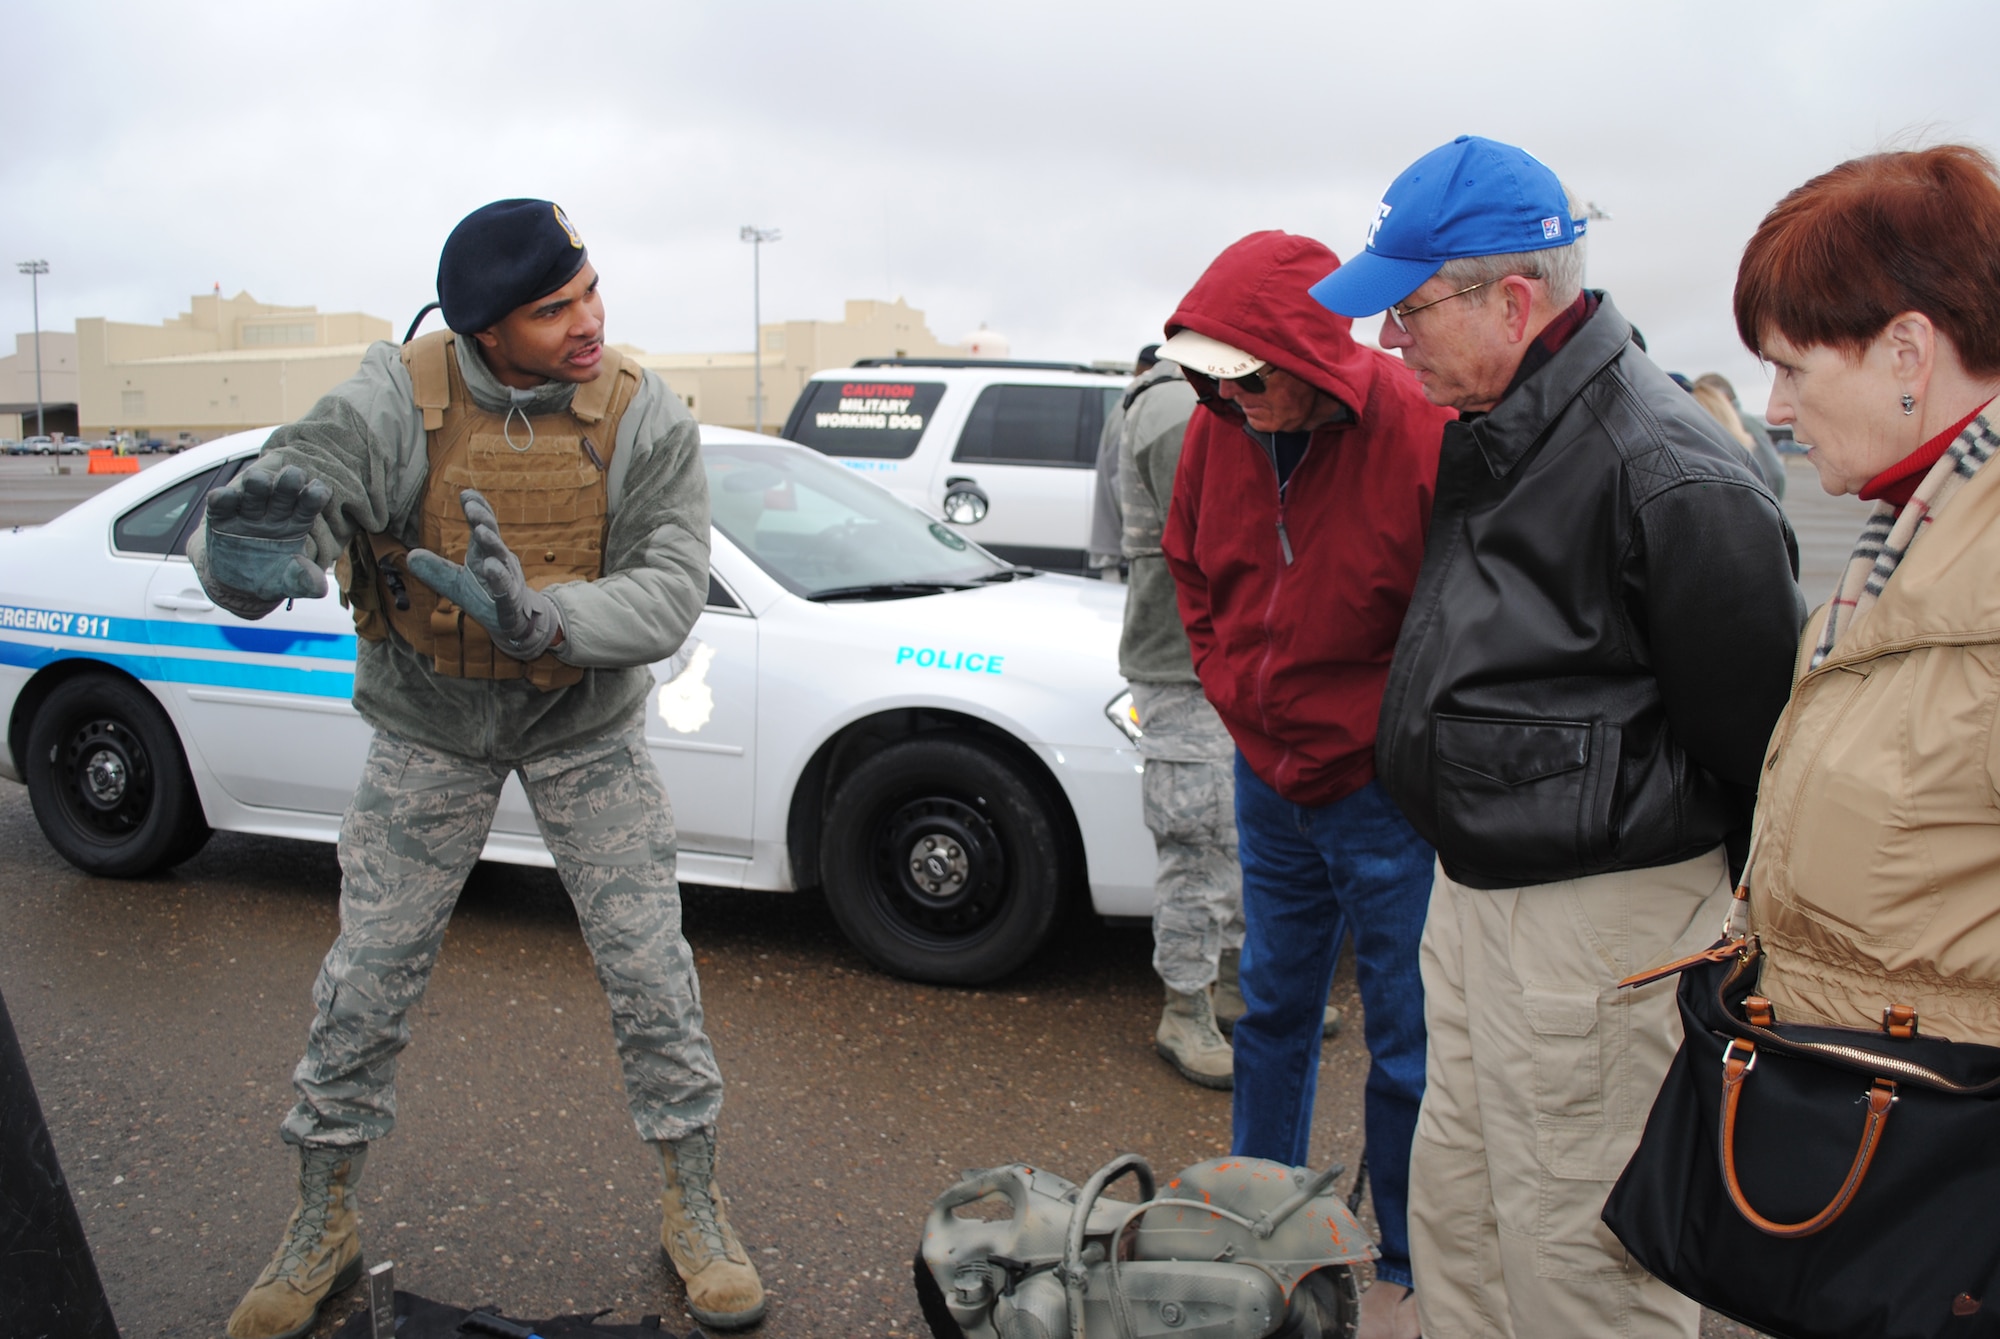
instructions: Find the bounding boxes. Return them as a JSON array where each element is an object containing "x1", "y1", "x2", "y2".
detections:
[
  {"x1": 281, "y1": 713, "x2": 722, "y2": 1148},
  {"x1": 1131, "y1": 681, "x2": 1244, "y2": 995}
]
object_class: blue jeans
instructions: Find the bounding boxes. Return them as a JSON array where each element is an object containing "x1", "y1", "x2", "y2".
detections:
[{"x1": 1231, "y1": 754, "x2": 1433, "y2": 1289}]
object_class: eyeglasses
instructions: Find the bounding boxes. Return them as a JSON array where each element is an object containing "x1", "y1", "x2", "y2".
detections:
[{"x1": 1385, "y1": 281, "x2": 1487, "y2": 332}]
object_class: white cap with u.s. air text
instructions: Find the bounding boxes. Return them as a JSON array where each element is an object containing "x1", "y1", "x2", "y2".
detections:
[{"x1": 1309, "y1": 135, "x2": 1584, "y2": 318}]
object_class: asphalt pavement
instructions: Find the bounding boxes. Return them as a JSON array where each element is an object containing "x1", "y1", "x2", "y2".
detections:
[
  {"x1": 0, "y1": 790, "x2": 1349, "y2": 1338},
  {"x1": 0, "y1": 455, "x2": 1865, "y2": 1337},
  {"x1": 0, "y1": 453, "x2": 174, "y2": 528}
]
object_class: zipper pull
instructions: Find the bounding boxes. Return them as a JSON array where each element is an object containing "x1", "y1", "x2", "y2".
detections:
[{"x1": 1276, "y1": 518, "x2": 1294, "y2": 565}]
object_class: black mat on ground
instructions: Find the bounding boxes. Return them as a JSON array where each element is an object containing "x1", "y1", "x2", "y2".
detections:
[
  {"x1": 0, "y1": 984, "x2": 119, "y2": 1339},
  {"x1": 331, "y1": 1290, "x2": 692, "y2": 1339}
]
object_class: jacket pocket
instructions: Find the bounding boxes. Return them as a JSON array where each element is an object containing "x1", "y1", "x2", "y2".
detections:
[{"x1": 1433, "y1": 714, "x2": 1605, "y2": 876}]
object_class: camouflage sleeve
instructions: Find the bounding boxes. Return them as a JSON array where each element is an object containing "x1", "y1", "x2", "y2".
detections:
[{"x1": 546, "y1": 372, "x2": 710, "y2": 668}]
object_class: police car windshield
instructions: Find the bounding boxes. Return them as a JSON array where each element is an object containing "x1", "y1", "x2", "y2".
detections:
[{"x1": 701, "y1": 441, "x2": 1009, "y2": 599}]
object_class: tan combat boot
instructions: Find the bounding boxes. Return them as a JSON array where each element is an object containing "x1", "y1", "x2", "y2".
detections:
[
  {"x1": 654, "y1": 1127, "x2": 766, "y2": 1329},
  {"x1": 1156, "y1": 986, "x2": 1234, "y2": 1089},
  {"x1": 226, "y1": 1144, "x2": 367, "y2": 1339},
  {"x1": 1214, "y1": 948, "x2": 1344, "y2": 1041}
]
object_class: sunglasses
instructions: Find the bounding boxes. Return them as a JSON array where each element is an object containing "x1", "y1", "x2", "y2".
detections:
[{"x1": 1189, "y1": 363, "x2": 1275, "y2": 397}]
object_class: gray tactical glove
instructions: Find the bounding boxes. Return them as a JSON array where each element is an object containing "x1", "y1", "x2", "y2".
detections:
[
  {"x1": 406, "y1": 489, "x2": 565, "y2": 662},
  {"x1": 201, "y1": 464, "x2": 333, "y2": 603}
]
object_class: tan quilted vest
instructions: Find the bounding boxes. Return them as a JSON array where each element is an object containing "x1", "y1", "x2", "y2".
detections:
[{"x1": 337, "y1": 330, "x2": 642, "y2": 692}]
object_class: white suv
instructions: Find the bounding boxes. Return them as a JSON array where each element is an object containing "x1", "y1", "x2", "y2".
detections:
[{"x1": 781, "y1": 358, "x2": 1128, "y2": 575}]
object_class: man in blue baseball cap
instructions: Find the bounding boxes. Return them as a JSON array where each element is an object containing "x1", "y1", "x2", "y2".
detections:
[{"x1": 1315, "y1": 138, "x2": 1805, "y2": 1336}]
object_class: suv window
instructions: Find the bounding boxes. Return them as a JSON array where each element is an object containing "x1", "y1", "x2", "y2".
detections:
[
  {"x1": 952, "y1": 385, "x2": 1119, "y2": 468},
  {"x1": 784, "y1": 380, "x2": 946, "y2": 460},
  {"x1": 113, "y1": 462, "x2": 238, "y2": 556}
]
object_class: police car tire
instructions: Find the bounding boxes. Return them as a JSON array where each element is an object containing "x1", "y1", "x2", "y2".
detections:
[
  {"x1": 821, "y1": 737, "x2": 1063, "y2": 985},
  {"x1": 24, "y1": 673, "x2": 211, "y2": 878}
]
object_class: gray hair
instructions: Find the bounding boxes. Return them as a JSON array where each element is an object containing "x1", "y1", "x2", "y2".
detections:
[{"x1": 1435, "y1": 184, "x2": 1587, "y2": 307}]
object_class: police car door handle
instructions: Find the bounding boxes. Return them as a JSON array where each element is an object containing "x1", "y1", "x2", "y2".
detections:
[{"x1": 152, "y1": 592, "x2": 216, "y2": 612}]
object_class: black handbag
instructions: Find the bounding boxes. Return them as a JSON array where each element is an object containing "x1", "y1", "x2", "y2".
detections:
[{"x1": 1602, "y1": 934, "x2": 2000, "y2": 1339}]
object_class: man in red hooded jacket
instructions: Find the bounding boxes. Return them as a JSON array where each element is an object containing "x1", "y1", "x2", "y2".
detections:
[{"x1": 1160, "y1": 231, "x2": 1452, "y2": 1336}]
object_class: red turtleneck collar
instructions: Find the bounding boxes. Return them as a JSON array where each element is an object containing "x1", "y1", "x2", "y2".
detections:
[{"x1": 1859, "y1": 400, "x2": 1992, "y2": 506}]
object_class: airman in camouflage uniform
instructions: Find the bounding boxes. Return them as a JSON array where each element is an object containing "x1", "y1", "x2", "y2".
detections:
[
  {"x1": 1116, "y1": 362, "x2": 1245, "y2": 1089},
  {"x1": 1117, "y1": 363, "x2": 1345, "y2": 1090},
  {"x1": 192, "y1": 200, "x2": 763, "y2": 1337}
]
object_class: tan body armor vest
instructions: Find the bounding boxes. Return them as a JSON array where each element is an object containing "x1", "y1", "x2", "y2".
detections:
[{"x1": 337, "y1": 330, "x2": 643, "y2": 691}]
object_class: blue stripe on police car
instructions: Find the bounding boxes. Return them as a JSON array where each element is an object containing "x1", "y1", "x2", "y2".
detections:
[{"x1": 0, "y1": 602, "x2": 358, "y2": 699}]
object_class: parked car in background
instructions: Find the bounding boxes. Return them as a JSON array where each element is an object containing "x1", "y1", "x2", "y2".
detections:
[
  {"x1": 783, "y1": 358, "x2": 1129, "y2": 575},
  {"x1": 24, "y1": 436, "x2": 54, "y2": 454},
  {"x1": 0, "y1": 425, "x2": 1154, "y2": 984}
]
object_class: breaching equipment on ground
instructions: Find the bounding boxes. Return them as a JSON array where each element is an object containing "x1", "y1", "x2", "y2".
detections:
[{"x1": 914, "y1": 1153, "x2": 1375, "y2": 1339}]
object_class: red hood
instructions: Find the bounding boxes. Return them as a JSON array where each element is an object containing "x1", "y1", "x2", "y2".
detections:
[{"x1": 1165, "y1": 230, "x2": 1378, "y2": 414}]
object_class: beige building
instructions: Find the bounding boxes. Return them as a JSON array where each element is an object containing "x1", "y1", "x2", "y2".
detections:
[
  {"x1": 0, "y1": 330, "x2": 80, "y2": 440},
  {"x1": 634, "y1": 297, "x2": 968, "y2": 431},
  {"x1": 75, "y1": 289, "x2": 391, "y2": 442},
  {"x1": 59, "y1": 289, "x2": 978, "y2": 443}
]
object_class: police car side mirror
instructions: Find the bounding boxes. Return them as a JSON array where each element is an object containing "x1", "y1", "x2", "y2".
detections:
[{"x1": 942, "y1": 477, "x2": 989, "y2": 526}]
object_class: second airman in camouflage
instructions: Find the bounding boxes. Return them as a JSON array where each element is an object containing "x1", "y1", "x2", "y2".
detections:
[{"x1": 1115, "y1": 359, "x2": 1246, "y2": 1089}]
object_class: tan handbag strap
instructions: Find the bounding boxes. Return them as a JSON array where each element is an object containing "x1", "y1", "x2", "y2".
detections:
[{"x1": 1717, "y1": 1040, "x2": 1896, "y2": 1239}]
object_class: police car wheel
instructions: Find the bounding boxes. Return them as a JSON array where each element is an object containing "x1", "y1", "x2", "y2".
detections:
[
  {"x1": 24, "y1": 673, "x2": 211, "y2": 878},
  {"x1": 822, "y1": 738, "x2": 1063, "y2": 985}
]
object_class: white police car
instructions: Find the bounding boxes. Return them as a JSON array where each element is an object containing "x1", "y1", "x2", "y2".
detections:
[{"x1": 0, "y1": 426, "x2": 1154, "y2": 984}]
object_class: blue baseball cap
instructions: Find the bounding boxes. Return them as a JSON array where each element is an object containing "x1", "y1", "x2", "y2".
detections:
[{"x1": 1308, "y1": 136, "x2": 1584, "y2": 317}]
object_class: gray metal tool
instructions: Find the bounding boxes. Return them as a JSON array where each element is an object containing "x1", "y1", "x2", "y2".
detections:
[{"x1": 366, "y1": 1260, "x2": 396, "y2": 1339}]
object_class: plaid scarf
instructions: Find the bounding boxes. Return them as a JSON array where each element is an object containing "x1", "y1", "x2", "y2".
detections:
[{"x1": 1812, "y1": 413, "x2": 2000, "y2": 668}]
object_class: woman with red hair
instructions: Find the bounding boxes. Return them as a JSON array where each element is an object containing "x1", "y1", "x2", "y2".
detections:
[{"x1": 1735, "y1": 144, "x2": 2000, "y2": 1043}]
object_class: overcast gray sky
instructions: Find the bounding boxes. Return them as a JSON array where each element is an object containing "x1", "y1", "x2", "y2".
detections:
[{"x1": 5, "y1": 0, "x2": 1996, "y2": 409}]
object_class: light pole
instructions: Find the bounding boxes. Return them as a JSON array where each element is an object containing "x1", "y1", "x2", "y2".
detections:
[
  {"x1": 17, "y1": 260, "x2": 48, "y2": 438},
  {"x1": 739, "y1": 226, "x2": 780, "y2": 432}
]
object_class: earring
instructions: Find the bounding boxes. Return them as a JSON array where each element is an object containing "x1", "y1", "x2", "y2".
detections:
[{"x1": 1902, "y1": 393, "x2": 1917, "y2": 415}]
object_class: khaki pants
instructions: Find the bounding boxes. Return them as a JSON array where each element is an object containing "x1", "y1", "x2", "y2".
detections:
[{"x1": 1409, "y1": 850, "x2": 1729, "y2": 1338}]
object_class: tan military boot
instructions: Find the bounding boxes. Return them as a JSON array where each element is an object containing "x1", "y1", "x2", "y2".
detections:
[
  {"x1": 226, "y1": 1144, "x2": 367, "y2": 1339},
  {"x1": 1156, "y1": 986, "x2": 1234, "y2": 1089},
  {"x1": 1214, "y1": 949, "x2": 1344, "y2": 1041},
  {"x1": 654, "y1": 1127, "x2": 766, "y2": 1329}
]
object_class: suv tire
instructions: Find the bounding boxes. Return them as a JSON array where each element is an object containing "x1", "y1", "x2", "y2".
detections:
[
  {"x1": 25, "y1": 674, "x2": 211, "y2": 877},
  {"x1": 821, "y1": 737, "x2": 1063, "y2": 984}
]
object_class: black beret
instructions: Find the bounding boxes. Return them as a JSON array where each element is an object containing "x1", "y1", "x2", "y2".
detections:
[{"x1": 437, "y1": 199, "x2": 590, "y2": 335}]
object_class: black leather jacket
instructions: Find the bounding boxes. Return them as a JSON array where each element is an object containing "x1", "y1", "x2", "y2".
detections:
[{"x1": 1375, "y1": 294, "x2": 1805, "y2": 890}]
